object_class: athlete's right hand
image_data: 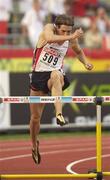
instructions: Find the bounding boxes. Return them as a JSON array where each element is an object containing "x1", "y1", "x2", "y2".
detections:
[{"x1": 72, "y1": 28, "x2": 83, "y2": 39}]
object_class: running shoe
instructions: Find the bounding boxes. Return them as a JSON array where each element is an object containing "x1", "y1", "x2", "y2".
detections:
[
  {"x1": 32, "y1": 140, "x2": 41, "y2": 164},
  {"x1": 56, "y1": 113, "x2": 68, "y2": 126}
]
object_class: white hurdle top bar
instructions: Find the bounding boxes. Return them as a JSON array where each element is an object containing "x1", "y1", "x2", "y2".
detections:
[{"x1": 0, "y1": 96, "x2": 110, "y2": 104}]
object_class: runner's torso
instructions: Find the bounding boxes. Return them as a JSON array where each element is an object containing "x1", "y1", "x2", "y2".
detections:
[{"x1": 32, "y1": 41, "x2": 69, "y2": 72}]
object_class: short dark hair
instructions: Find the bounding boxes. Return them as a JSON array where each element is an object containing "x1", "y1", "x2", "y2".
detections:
[{"x1": 54, "y1": 14, "x2": 74, "y2": 27}]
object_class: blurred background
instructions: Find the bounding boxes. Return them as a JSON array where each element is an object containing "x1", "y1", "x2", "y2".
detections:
[{"x1": 0, "y1": 0, "x2": 110, "y2": 133}]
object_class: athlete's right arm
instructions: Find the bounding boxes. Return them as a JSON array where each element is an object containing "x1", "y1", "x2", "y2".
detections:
[{"x1": 42, "y1": 24, "x2": 83, "y2": 43}]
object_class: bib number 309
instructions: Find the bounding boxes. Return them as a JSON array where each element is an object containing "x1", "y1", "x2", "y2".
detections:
[{"x1": 43, "y1": 53, "x2": 58, "y2": 66}]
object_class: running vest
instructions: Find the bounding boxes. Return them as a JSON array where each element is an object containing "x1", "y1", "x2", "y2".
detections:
[{"x1": 32, "y1": 41, "x2": 69, "y2": 72}]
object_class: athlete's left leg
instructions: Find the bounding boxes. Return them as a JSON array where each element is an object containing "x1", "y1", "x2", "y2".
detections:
[{"x1": 30, "y1": 89, "x2": 46, "y2": 164}]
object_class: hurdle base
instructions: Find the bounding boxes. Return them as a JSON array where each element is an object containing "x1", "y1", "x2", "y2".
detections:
[
  {"x1": 88, "y1": 169, "x2": 103, "y2": 180},
  {"x1": 97, "y1": 172, "x2": 103, "y2": 180}
]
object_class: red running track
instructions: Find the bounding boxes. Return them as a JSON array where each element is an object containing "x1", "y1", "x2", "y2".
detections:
[{"x1": 0, "y1": 135, "x2": 110, "y2": 180}]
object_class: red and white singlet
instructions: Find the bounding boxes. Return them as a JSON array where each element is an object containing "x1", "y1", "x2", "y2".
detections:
[{"x1": 32, "y1": 41, "x2": 69, "y2": 72}]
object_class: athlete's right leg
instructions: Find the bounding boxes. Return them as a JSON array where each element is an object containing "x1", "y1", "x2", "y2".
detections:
[
  {"x1": 30, "y1": 89, "x2": 46, "y2": 164},
  {"x1": 48, "y1": 70, "x2": 68, "y2": 126}
]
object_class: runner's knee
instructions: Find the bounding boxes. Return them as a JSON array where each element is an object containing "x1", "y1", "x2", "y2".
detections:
[{"x1": 31, "y1": 114, "x2": 41, "y2": 123}]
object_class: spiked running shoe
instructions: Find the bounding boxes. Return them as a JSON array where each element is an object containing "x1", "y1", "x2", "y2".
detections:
[
  {"x1": 32, "y1": 140, "x2": 41, "y2": 165},
  {"x1": 56, "y1": 113, "x2": 69, "y2": 126}
]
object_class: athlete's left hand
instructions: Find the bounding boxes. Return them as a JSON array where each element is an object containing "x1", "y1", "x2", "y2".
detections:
[{"x1": 84, "y1": 63, "x2": 93, "y2": 70}]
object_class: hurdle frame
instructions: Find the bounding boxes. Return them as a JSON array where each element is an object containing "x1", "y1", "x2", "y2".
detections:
[{"x1": 0, "y1": 96, "x2": 110, "y2": 180}]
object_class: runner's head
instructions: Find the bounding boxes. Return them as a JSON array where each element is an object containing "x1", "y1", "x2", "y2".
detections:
[{"x1": 54, "y1": 14, "x2": 74, "y2": 36}]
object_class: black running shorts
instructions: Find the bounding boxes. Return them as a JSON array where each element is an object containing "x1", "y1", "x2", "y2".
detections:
[{"x1": 29, "y1": 71, "x2": 70, "y2": 94}]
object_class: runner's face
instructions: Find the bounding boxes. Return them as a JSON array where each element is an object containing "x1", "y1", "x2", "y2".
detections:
[{"x1": 56, "y1": 25, "x2": 73, "y2": 35}]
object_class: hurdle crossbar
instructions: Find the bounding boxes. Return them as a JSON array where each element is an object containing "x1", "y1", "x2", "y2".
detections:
[
  {"x1": 1, "y1": 172, "x2": 110, "y2": 179},
  {"x1": 0, "y1": 96, "x2": 95, "y2": 104},
  {"x1": 0, "y1": 96, "x2": 110, "y2": 103},
  {"x1": 0, "y1": 173, "x2": 97, "y2": 179},
  {"x1": 0, "y1": 96, "x2": 110, "y2": 104}
]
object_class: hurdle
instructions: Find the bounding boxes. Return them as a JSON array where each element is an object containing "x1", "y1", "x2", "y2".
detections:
[{"x1": 0, "y1": 96, "x2": 110, "y2": 180}]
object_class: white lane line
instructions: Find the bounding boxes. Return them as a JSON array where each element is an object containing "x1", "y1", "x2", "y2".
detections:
[
  {"x1": 0, "y1": 149, "x2": 73, "y2": 161},
  {"x1": 0, "y1": 147, "x2": 30, "y2": 152},
  {"x1": 0, "y1": 142, "x2": 96, "y2": 152},
  {"x1": 0, "y1": 141, "x2": 110, "y2": 152},
  {"x1": 0, "y1": 137, "x2": 109, "y2": 147},
  {"x1": 1, "y1": 146, "x2": 110, "y2": 161},
  {"x1": 0, "y1": 138, "x2": 96, "y2": 145},
  {"x1": 66, "y1": 154, "x2": 110, "y2": 174},
  {"x1": 0, "y1": 139, "x2": 95, "y2": 147},
  {"x1": 0, "y1": 138, "x2": 102, "y2": 148},
  {"x1": 0, "y1": 147, "x2": 97, "y2": 161}
]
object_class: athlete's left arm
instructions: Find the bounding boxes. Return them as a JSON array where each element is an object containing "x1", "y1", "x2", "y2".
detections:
[{"x1": 70, "y1": 39, "x2": 93, "y2": 70}]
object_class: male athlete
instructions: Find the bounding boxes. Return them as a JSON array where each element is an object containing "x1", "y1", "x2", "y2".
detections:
[{"x1": 29, "y1": 14, "x2": 93, "y2": 165}]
